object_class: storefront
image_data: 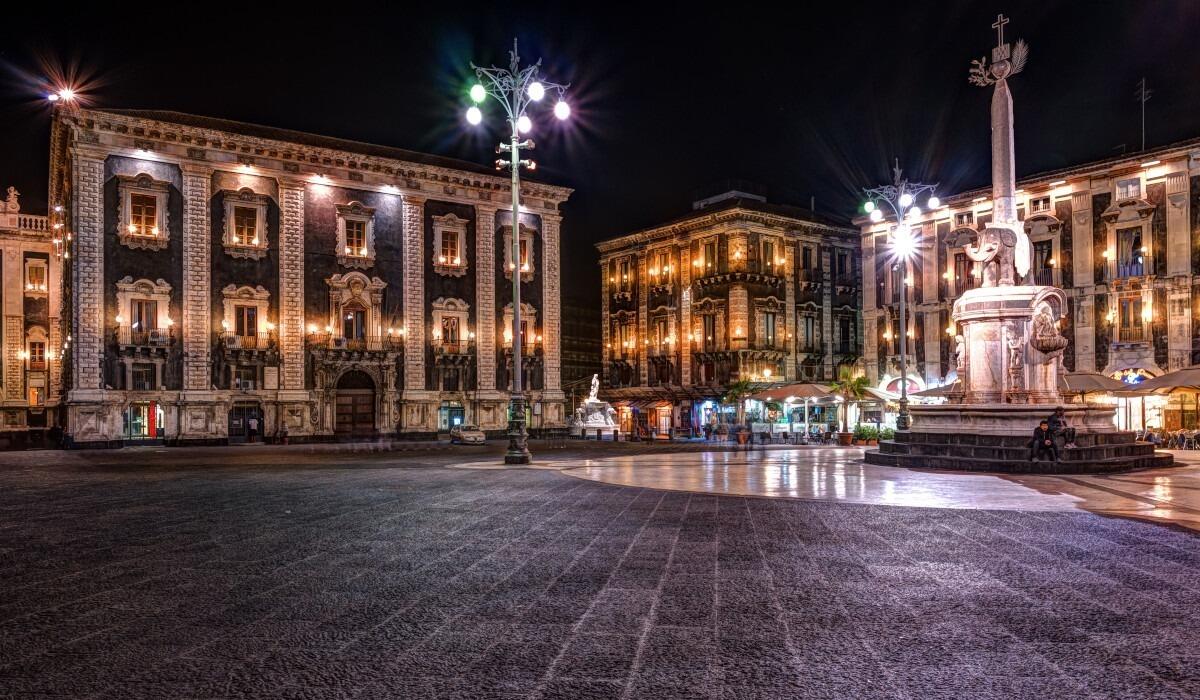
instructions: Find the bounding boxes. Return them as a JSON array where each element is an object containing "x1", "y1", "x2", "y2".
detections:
[
  {"x1": 438, "y1": 401, "x2": 466, "y2": 431},
  {"x1": 124, "y1": 401, "x2": 164, "y2": 443},
  {"x1": 1111, "y1": 368, "x2": 1161, "y2": 431}
]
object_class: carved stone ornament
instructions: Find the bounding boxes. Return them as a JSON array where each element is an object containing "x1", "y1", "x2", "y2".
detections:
[
  {"x1": 1030, "y1": 309, "x2": 1068, "y2": 358},
  {"x1": 222, "y1": 188, "x2": 270, "y2": 260},
  {"x1": 116, "y1": 174, "x2": 170, "y2": 252}
]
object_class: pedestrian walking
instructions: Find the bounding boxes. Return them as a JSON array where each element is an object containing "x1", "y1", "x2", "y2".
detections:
[{"x1": 247, "y1": 415, "x2": 259, "y2": 443}]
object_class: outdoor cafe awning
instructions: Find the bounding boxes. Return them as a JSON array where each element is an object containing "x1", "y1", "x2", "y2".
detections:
[
  {"x1": 748, "y1": 383, "x2": 832, "y2": 403},
  {"x1": 1116, "y1": 366, "x2": 1200, "y2": 395}
]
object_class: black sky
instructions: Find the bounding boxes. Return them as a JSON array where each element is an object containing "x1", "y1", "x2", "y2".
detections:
[{"x1": 3, "y1": 1, "x2": 1199, "y2": 303}]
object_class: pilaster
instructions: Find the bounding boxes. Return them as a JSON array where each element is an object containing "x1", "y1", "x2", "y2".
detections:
[
  {"x1": 475, "y1": 205, "x2": 497, "y2": 390},
  {"x1": 678, "y1": 247, "x2": 691, "y2": 386},
  {"x1": 1070, "y1": 191, "x2": 1093, "y2": 289},
  {"x1": 402, "y1": 195, "x2": 426, "y2": 391},
  {"x1": 1166, "y1": 171, "x2": 1190, "y2": 277},
  {"x1": 70, "y1": 153, "x2": 105, "y2": 391},
  {"x1": 542, "y1": 213, "x2": 562, "y2": 395},
  {"x1": 279, "y1": 180, "x2": 306, "y2": 390},
  {"x1": 181, "y1": 163, "x2": 212, "y2": 392},
  {"x1": 637, "y1": 251, "x2": 648, "y2": 386},
  {"x1": 784, "y1": 242, "x2": 796, "y2": 381},
  {"x1": 600, "y1": 257, "x2": 611, "y2": 384},
  {"x1": 821, "y1": 246, "x2": 834, "y2": 380}
]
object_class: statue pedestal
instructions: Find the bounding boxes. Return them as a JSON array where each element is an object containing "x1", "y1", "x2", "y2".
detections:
[
  {"x1": 906, "y1": 403, "x2": 1115, "y2": 435},
  {"x1": 573, "y1": 400, "x2": 616, "y2": 431}
]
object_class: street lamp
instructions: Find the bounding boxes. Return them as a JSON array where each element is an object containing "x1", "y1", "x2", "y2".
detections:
[
  {"x1": 863, "y1": 160, "x2": 938, "y2": 431},
  {"x1": 466, "y1": 40, "x2": 570, "y2": 465}
]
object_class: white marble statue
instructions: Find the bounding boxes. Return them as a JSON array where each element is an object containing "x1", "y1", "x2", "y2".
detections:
[{"x1": 574, "y1": 373, "x2": 616, "y2": 428}]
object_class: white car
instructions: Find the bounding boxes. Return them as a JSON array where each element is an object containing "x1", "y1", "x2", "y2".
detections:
[{"x1": 450, "y1": 425, "x2": 486, "y2": 445}]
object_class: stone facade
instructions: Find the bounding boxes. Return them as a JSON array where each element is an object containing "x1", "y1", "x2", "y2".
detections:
[
  {"x1": 51, "y1": 107, "x2": 571, "y2": 446},
  {"x1": 0, "y1": 186, "x2": 63, "y2": 446},
  {"x1": 859, "y1": 136, "x2": 1200, "y2": 428},
  {"x1": 596, "y1": 192, "x2": 860, "y2": 435}
]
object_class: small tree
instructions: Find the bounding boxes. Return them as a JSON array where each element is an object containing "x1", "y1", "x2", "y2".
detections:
[
  {"x1": 723, "y1": 379, "x2": 755, "y2": 426},
  {"x1": 828, "y1": 366, "x2": 870, "y2": 434}
]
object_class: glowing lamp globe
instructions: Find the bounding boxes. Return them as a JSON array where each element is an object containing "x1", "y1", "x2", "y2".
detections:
[
  {"x1": 517, "y1": 115, "x2": 532, "y2": 133},
  {"x1": 863, "y1": 201, "x2": 876, "y2": 213},
  {"x1": 927, "y1": 196, "x2": 940, "y2": 209},
  {"x1": 892, "y1": 226, "x2": 916, "y2": 259},
  {"x1": 898, "y1": 192, "x2": 914, "y2": 207},
  {"x1": 553, "y1": 100, "x2": 570, "y2": 120},
  {"x1": 469, "y1": 84, "x2": 487, "y2": 103},
  {"x1": 527, "y1": 81, "x2": 546, "y2": 101},
  {"x1": 466, "y1": 106, "x2": 483, "y2": 125},
  {"x1": 907, "y1": 205, "x2": 921, "y2": 218},
  {"x1": 869, "y1": 209, "x2": 883, "y2": 223}
]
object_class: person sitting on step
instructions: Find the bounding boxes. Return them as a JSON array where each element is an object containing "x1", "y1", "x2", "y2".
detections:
[
  {"x1": 1030, "y1": 420, "x2": 1058, "y2": 463},
  {"x1": 1047, "y1": 406, "x2": 1077, "y2": 449}
]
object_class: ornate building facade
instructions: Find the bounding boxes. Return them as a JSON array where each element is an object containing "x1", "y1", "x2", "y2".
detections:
[
  {"x1": 49, "y1": 108, "x2": 570, "y2": 446},
  {"x1": 0, "y1": 187, "x2": 62, "y2": 446},
  {"x1": 597, "y1": 191, "x2": 860, "y2": 434},
  {"x1": 860, "y1": 137, "x2": 1200, "y2": 426}
]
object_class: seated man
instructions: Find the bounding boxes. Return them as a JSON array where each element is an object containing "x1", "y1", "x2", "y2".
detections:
[
  {"x1": 1048, "y1": 407, "x2": 1077, "y2": 449},
  {"x1": 1030, "y1": 419, "x2": 1058, "y2": 462}
]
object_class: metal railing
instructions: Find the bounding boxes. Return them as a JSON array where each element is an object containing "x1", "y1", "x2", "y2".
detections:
[
  {"x1": 220, "y1": 332, "x2": 276, "y2": 350},
  {"x1": 1118, "y1": 325, "x2": 1145, "y2": 343},
  {"x1": 434, "y1": 339, "x2": 476, "y2": 355},
  {"x1": 117, "y1": 327, "x2": 173, "y2": 346},
  {"x1": 1031, "y1": 268, "x2": 1060, "y2": 287},
  {"x1": 1108, "y1": 256, "x2": 1154, "y2": 280},
  {"x1": 308, "y1": 335, "x2": 402, "y2": 352}
]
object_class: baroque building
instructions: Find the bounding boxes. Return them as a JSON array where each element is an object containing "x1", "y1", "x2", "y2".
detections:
[
  {"x1": 859, "y1": 137, "x2": 1200, "y2": 427},
  {"x1": 49, "y1": 107, "x2": 570, "y2": 446},
  {"x1": 0, "y1": 187, "x2": 63, "y2": 447},
  {"x1": 596, "y1": 190, "x2": 860, "y2": 435}
]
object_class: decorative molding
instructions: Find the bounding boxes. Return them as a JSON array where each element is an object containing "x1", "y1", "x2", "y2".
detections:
[
  {"x1": 432, "y1": 213, "x2": 469, "y2": 277},
  {"x1": 221, "y1": 188, "x2": 270, "y2": 260},
  {"x1": 116, "y1": 174, "x2": 170, "y2": 251},
  {"x1": 335, "y1": 200, "x2": 376, "y2": 269}
]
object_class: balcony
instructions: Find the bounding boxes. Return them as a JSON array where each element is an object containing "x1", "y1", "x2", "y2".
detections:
[
  {"x1": 797, "y1": 341, "x2": 823, "y2": 354},
  {"x1": 796, "y1": 268, "x2": 823, "y2": 285},
  {"x1": 116, "y1": 327, "x2": 174, "y2": 348},
  {"x1": 307, "y1": 335, "x2": 403, "y2": 353},
  {"x1": 1107, "y1": 256, "x2": 1155, "y2": 282},
  {"x1": 434, "y1": 339, "x2": 476, "y2": 356},
  {"x1": 1117, "y1": 325, "x2": 1145, "y2": 343},
  {"x1": 220, "y1": 332, "x2": 276, "y2": 351},
  {"x1": 1030, "y1": 268, "x2": 1061, "y2": 287}
]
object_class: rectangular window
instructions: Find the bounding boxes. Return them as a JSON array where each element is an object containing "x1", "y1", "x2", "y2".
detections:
[
  {"x1": 519, "y1": 238, "x2": 529, "y2": 269},
  {"x1": 233, "y1": 206, "x2": 257, "y2": 245},
  {"x1": 28, "y1": 342, "x2": 45, "y2": 369},
  {"x1": 234, "y1": 305, "x2": 258, "y2": 338},
  {"x1": 836, "y1": 251, "x2": 848, "y2": 279},
  {"x1": 954, "y1": 253, "x2": 973, "y2": 294},
  {"x1": 839, "y1": 317, "x2": 852, "y2": 354},
  {"x1": 704, "y1": 241, "x2": 717, "y2": 271},
  {"x1": 656, "y1": 251, "x2": 669, "y2": 281},
  {"x1": 801, "y1": 246, "x2": 813, "y2": 271},
  {"x1": 345, "y1": 219, "x2": 367, "y2": 256},
  {"x1": 802, "y1": 316, "x2": 817, "y2": 349},
  {"x1": 1118, "y1": 297, "x2": 1144, "y2": 342},
  {"x1": 702, "y1": 315, "x2": 716, "y2": 351},
  {"x1": 132, "y1": 364, "x2": 155, "y2": 391},
  {"x1": 763, "y1": 240, "x2": 776, "y2": 270},
  {"x1": 1117, "y1": 178, "x2": 1141, "y2": 200},
  {"x1": 1030, "y1": 196, "x2": 1051, "y2": 214},
  {"x1": 343, "y1": 308, "x2": 366, "y2": 340},
  {"x1": 131, "y1": 299, "x2": 157, "y2": 333},
  {"x1": 955, "y1": 212, "x2": 974, "y2": 227},
  {"x1": 1117, "y1": 227, "x2": 1145, "y2": 277},
  {"x1": 130, "y1": 194, "x2": 158, "y2": 236},
  {"x1": 234, "y1": 366, "x2": 257, "y2": 390},
  {"x1": 26, "y1": 264, "x2": 47, "y2": 292},
  {"x1": 441, "y1": 316, "x2": 460, "y2": 344},
  {"x1": 619, "y1": 259, "x2": 630, "y2": 290},
  {"x1": 441, "y1": 230, "x2": 460, "y2": 265},
  {"x1": 1032, "y1": 240, "x2": 1054, "y2": 285},
  {"x1": 763, "y1": 312, "x2": 777, "y2": 347}
]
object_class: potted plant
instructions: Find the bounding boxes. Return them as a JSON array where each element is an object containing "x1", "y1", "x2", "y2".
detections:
[{"x1": 829, "y1": 366, "x2": 870, "y2": 446}]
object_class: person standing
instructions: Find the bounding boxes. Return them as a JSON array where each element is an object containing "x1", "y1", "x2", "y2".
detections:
[{"x1": 247, "y1": 415, "x2": 259, "y2": 444}]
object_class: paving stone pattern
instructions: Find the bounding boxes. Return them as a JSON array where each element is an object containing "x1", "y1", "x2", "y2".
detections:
[{"x1": 2, "y1": 461, "x2": 1200, "y2": 699}]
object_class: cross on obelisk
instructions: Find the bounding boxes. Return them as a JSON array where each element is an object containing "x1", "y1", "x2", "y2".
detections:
[{"x1": 992, "y1": 13, "x2": 1009, "y2": 47}]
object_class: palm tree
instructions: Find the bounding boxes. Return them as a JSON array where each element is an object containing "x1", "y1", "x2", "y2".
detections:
[
  {"x1": 828, "y1": 366, "x2": 870, "y2": 435},
  {"x1": 723, "y1": 378, "x2": 755, "y2": 426}
]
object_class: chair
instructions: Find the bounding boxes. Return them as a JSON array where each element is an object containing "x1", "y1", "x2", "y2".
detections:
[{"x1": 1184, "y1": 432, "x2": 1197, "y2": 450}]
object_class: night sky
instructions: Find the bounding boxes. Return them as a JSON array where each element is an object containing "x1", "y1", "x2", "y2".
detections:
[{"x1": 2, "y1": 1, "x2": 1199, "y2": 303}]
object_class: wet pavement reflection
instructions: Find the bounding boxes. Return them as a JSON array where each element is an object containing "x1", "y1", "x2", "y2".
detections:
[{"x1": 554, "y1": 447, "x2": 1200, "y2": 530}]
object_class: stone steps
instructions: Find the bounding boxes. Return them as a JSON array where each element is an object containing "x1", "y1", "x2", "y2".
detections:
[
  {"x1": 878, "y1": 439, "x2": 1158, "y2": 462},
  {"x1": 864, "y1": 448, "x2": 1174, "y2": 474}
]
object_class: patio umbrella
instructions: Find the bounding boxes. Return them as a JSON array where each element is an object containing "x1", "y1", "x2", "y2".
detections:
[
  {"x1": 1061, "y1": 371, "x2": 1128, "y2": 401},
  {"x1": 910, "y1": 382, "x2": 960, "y2": 399},
  {"x1": 748, "y1": 383, "x2": 831, "y2": 437}
]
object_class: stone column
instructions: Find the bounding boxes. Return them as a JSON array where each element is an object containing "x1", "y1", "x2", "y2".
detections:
[
  {"x1": 637, "y1": 250, "x2": 648, "y2": 386},
  {"x1": 1166, "y1": 172, "x2": 1190, "y2": 277},
  {"x1": 278, "y1": 180, "x2": 306, "y2": 391},
  {"x1": 400, "y1": 195, "x2": 430, "y2": 431},
  {"x1": 70, "y1": 152, "x2": 105, "y2": 392},
  {"x1": 1070, "y1": 191, "x2": 1093, "y2": 290},
  {"x1": 475, "y1": 204, "x2": 496, "y2": 391},
  {"x1": 678, "y1": 245, "x2": 692, "y2": 386},
  {"x1": 784, "y1": 241, "x2": 796, "y2": 381},
  {"x1": 600, "y1": 256, "x2": 611, "y2": 384},
  {"x1": 821, "y1": 246, "x2": 834, "y2": 380},
  {"x1": 542, "y1": 213, "x2": 563, "y2": 398},
  {"x1": 181, "y1": 164, "x2": 212, "y2": 392}
]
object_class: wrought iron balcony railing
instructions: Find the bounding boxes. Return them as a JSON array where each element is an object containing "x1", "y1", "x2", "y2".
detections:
[
  {"x1": 307, "y1": 335, "x2": 402, "y2": 352},
  {"x1": 220, "y1": 332, "x2": 276, "y2": 350},
  {"x1": 117, "y1": 327, "x2": 174, "y2": 347}
]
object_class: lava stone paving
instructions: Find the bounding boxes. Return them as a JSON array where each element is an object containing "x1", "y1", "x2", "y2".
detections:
[{"x1": 3, "y1": 457, "x2": 1200, "y2": 699}]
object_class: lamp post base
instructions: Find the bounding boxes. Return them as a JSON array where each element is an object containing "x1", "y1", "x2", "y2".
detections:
[
  {"x1": 504, "y1": 395, "x2": 532, "y2": 464},
  {"x1": 896, "y1": 399, "x2": 911, "y2": 431}
]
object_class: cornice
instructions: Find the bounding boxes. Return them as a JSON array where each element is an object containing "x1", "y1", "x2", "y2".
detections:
[
  {"x1": 596, "y1": 207, "x2": 857, "y2": 254},
  {"x1": 61, "y1": 109, "x2": 572, "y2": 214}
]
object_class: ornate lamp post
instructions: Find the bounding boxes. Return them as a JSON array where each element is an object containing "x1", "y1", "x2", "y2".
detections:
[
  {"x1": 863, "y1": 162, "x2": 938, "y2": 431},
  {"x1": 466, "y1": 40, "x2": 570, "y2": 464}
]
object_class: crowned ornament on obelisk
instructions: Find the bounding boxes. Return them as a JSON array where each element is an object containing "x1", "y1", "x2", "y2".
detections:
[{"x1": 963, "y1": 13, "x2": 1033, "y2": 288}]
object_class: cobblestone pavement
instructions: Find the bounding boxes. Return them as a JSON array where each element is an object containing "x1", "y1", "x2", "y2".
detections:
[{"x1": 2, "y1": 448, "x2": 1200, "y2": 699}]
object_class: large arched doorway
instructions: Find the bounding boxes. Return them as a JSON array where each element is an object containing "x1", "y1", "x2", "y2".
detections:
[{"x1": 335, "y1": 370, "x2": 376, "y2": 437}]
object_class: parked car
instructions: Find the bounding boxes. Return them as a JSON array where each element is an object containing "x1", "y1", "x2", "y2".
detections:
[{"x1": 450, "y1": 425, "x2": 486, "y2": 445}]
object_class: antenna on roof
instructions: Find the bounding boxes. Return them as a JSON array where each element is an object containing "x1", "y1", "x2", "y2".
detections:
[{"x1": 1134, "y1": 77, "x2": 1153, "y2": 152}]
